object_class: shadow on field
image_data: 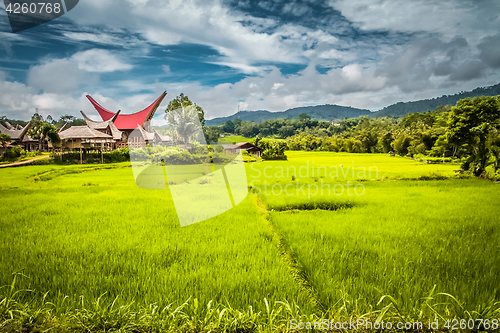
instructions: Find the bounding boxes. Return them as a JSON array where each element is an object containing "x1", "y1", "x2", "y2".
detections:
[{"x1": 268, "y1": 201, "x2": 355, "y2": 212}]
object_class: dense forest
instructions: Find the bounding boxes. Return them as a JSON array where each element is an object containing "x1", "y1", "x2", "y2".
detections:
[
  {"x1": 212, "y1": 96, "x2": 500, "y2": 177},
  {"x1": 0, "y1": 114, "x2": 85, "y2": 129}
]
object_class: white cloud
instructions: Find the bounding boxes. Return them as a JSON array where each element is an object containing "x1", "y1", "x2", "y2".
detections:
[
  {"x1": 25, "y1": 48, "x2": 132, "y2": 96},
  {"x1": 2, "y1": 0, "x2": 499, "y2": 122},
  {"x1": 62, "y1": 31, "x2": 143, "y2": 48},
  {"x1": 72, "y1": 49, "x2": 133, "y2": 72},
  {"x1": 27, "y1": 58, "x2": 96, "y2": 94},
  {"x1": 282, "y1": 2, "x2": 313, "y2": 16},
  {"x1": 478, "y1": 33, "x2": 500, "y2": 69},
  {"x1": 161, "y1": 65, "x2": 171, "y2": 74},
  {"x1": 207, "y1": 61, "x2": 269, "y2": 74},
  {"x1": 329, "y1": 0, "x2": 500, "y2": 42},
  {"x1": 0, "y1": 70, "x2": 167, "y2": 121},
  {"x1": 64, "y1": 0, "x2": 324, "y2": 68},
  {"x1": 176, "y1": 63, "x2": 388, "y2": 118}
]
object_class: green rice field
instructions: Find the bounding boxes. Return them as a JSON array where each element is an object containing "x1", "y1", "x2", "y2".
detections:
[
  {"x1": 1, "y1": 152, "x2": 499, "y2": 331},
  {"x1": 218, "y1": 135, "x2": 252, "y2": 144}
]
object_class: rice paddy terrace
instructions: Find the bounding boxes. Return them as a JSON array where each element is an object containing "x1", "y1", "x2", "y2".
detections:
[{"x1": 1, "y1": 152, "x2": 499, "y2": 332}]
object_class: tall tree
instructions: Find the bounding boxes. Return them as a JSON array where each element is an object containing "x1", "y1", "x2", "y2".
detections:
[
  {"x1": 27, "y1": 117, "x2": 60, "y2": 151},
  {"x1": 488, "y1": 131, "x2": 500, "y2": 174},
  {"x1": 298, "y1": 113, "x2": 311, "y2": 122},
  {"x1": 223, "y1": 119, "x2": 235, "y2": 133},
  {"x1": 233, "y1": 118, "x2": 242, "y2": 134},
  {"x1": 55, "y1": 115, "x2": 85, "y2": 128},
  {"x1": 203, "y1": 126, "x2": 219, "y2": 144},
  {"x1": 165, "y1": 93, "x2": 205, "y2": 127},
  {"x1": 446, "y1": 96, "x2": 500, "y2": 176},
  {"x1": 0, "y1": 133, "x2": 11, "y2": 147},
  {"x1": 165, "y1": 105, "x2": 202, "y2": 145}
]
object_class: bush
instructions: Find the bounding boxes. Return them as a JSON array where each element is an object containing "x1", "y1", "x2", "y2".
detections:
[
  {"x1": 210, "y1": 152, "x2": 234, "y2": 164},
  {"x1": 241, "y1": 150, "x2": 257, "y2": 162},
  {"x1": 413, "y1": 154, "x2": 453, "y2": 163},
  {"x1": 52, "y1": 148, "x2": 130, "y2": 164},
  {"x1": 31, "y1": 157, "x2": 53, "y2": 165},
  {"x1": 418, "y1": 172, "x2": 449, "y2": 180},
  {"x1": 251, "y1": 138, "x2": 288, "y2": 160},
  {"x1": 2, "y1": 147, "x2": 25, "y2": 160},
  {"x1": 148, "y1": 146, "x2": 207, "y2": 165},
  {"x1": 131, "y1": 145, "x2": 232, "y2": 165},
  {"x1": 105, "y1": 147, "x2": 129, "y2": 163},
  {"x1": 260, "y1": 153, "x2": 287, "y2": 161},
  {"x1": 50, "y1": 145, "x2": 240, "y2": 165}
]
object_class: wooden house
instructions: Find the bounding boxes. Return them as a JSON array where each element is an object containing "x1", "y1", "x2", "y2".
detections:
[
  {"x1": 236, "y1": 142, "x2": 261, "y2": 157},
  {"x1": 58, "y1": 126, "x2": 114, "y2": 150},
  {"x1": 222, "y1": 144, "x2": 240, "y2": 155}
]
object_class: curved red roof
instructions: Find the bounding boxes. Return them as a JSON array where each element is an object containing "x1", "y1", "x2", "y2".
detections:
[{"x1": 86, "y1": 92, "x2": 167, "y2": 130}]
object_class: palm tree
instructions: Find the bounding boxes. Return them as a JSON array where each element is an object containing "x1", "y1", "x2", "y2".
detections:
[{"x1": 165, "y1": 105, "x2": 202, "y2": 145}]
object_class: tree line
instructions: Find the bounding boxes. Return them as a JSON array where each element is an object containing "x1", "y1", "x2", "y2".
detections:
[
  {"x1": 210, "y1": 96, "x2": 500, "y2": 177},
  {"x1": 2, "y1": 94, "x2": 499, "y2": 177}
]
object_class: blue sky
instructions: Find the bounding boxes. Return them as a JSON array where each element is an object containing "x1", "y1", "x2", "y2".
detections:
[{"x1": 0, "y1": 0, "x2": 499, "y2": 121}]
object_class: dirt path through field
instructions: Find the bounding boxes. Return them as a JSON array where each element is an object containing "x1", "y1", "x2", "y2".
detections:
[
  {"x1": 256, "y1": 197, "x2": 326, "y2": 312},
  {"x1": 0, "y1": 155, "x2": 50, "y2": 168}
]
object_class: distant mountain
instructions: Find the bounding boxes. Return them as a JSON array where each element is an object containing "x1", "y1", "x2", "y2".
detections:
[
  {"x1": 376, "y1": 83, "x2": 500, "y2": 117},
  {"x1": 206, "y1": 105, "x2": 372, "y2": 126},
  {"x1": 206, "y1": 83, "x2": 500, "y2": 125}
]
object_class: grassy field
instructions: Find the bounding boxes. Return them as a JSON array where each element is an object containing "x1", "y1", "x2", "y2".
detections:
[
  {"x1": 218, "y1": 135, "x2": 252, "y2": 144},
  {"x1": 0, "y1": 164, "x2": 305, "y2": 310},
  {"x1": 1, "y1": 152, "x2": 499, "y2": 331},
  {"x1": 263, "y1": 180, "x2": 500, "y2": 313}
]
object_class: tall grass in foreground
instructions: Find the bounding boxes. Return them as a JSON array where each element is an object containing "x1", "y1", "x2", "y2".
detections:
[
  {"x1": 1, "y1": 274, "x2": 499, "y2": 332},
  {"x1": 1, "y1": 154, "x2": 499, "y2": 332},
  {"x1": 0, "y1": 165, "x2": 307, "y2": 313},
  {"x1": 263, "y1": 179, "x2": 500, "y2": 316}
]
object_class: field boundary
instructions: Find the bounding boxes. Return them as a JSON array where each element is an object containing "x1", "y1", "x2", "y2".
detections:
[
  {"x1": 0, "y1": 155, "x2": 50, "y2": 168},
  {"x1": 256, "y1": 198, "x2": 327, "y2": 313},
  {"x1": 28, "y1": 164, "x2": 130, "y2": 182}
]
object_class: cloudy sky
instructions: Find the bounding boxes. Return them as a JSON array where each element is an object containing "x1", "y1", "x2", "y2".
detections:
[{"x1": 0, "y1": 0, "x2": 499, "y2": 121}]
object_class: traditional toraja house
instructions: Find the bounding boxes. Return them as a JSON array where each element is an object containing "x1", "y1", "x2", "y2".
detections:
[
  {"x1": 0, "y1": 121, "x2": 42, "y2": 151},
  {"x1": 55, "y1": 91, "x2": 170, "y2": 150},
  {"x1": 58, "y1": 126, "x2": 114, "y2": 150},
  {"x1": 56, "y1": 126, "x2": 115, "y2": 163},
  {"x1": 153, "y1": 129, "x2": 172, "y2": 146},
  {"x1": 2, "y1": 92, "x2": 171, "y2": 155},
  {"x1": 80, "y1": 111, "x2": 127, "y2": 149},
  {"x1": 85, "y1": 91, "x2": 168, "y2": 148}
]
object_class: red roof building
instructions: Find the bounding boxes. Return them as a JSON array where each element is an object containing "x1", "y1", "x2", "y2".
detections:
[{"x1": 86, "y1": 91, "x2": 167, "y2": 131}]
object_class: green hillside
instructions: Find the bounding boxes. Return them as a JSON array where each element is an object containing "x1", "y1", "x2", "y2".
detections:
[
  {"x1": 206, "y1": 82, "x2": 500, "y2": 125},
  {"x1": 206, "y1": 104, "x2": 372, "y2": 126},
  {"x1": 376, "y1": 83, "x2": 500, "y2": 117}
]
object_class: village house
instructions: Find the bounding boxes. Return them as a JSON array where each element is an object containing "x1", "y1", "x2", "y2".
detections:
[
  {"x1": 0, "y1": 121, "x2": 47, "y2": 151},
  {"x1": 54, "y1": 91, "x2": 171, "y2": 151},
  {"x1": 236, "y1": 142, "x2": 261, "y2": 157},
  {"x1": 222, "y1": 142, "x2": 261, "y2": 157}
]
